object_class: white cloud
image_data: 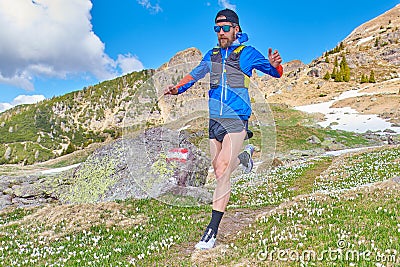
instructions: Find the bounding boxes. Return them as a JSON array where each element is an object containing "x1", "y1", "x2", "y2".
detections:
[
  {"x1": 0, "y1": 94, "x2": 46, "y2": 113},
  {"x1": 12, "y1": 95, "x2": 46, "y2": 105},
  {"x1": 0, "y1": 103, "x2": 13, "y2": 113},
  {"x1": 218, "y1": 0, "x2": 236, "y2": 10},
  {"x1": 0, "y1": 73, "x2": 34, "y2": 91},
  {"x1": 117, "y1": 54, "x2": 145, "y2": 75},
  {"x1": 0, "y1": 0, "x2": 144, "y2": 91},
  {"x1": 137, "y1": 0, "x2": 163, "y2": 14}
]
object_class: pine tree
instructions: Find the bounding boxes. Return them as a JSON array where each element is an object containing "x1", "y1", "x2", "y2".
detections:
[
  {"x1": 340, "y1": 55, "x2": 350, "y2": 82},
  {"x1": 335, "y1": 61, "x2": 344, "y2": 82},
  {"x1": 361, "y1": 74, "x2": 368, "y2": 83},
  {"x1": 325, "y1": 54, "x2": 330, "y2": 63},
  {"x1": 64, "y1": 142, "x2": 75, "y2": 155},
  {"x1": 334, "y1": 56, "x2": 339, "y2": 67},
  {"x1": 323, "y1": 71, "x2": 331, "y2": 80},
  {"x1": 369, "y1": 70, "x2": 376, "y2": 83},
  {"x1": 343, "y1": 69, "x2": 350, "y2": 82},
  {"x1": 335, "y1": 71, "x2": 343, "y2": 82},
  {"x1": 331, "y1": 67, "x2": 337, "y2": 80}
]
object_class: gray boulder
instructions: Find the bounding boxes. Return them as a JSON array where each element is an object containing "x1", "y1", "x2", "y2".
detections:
[
  {"x1": 63, "y1": 127, "x2": 212, "y2": 204},
  {"x1": 0, "y1": 127, "x2": 212, "y2": 210}
]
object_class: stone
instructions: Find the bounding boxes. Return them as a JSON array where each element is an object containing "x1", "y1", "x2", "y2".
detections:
[
  {"x1": 272, "y1": 158, "x2": 284, "y2": 167},
  {"x1": 0, "y1": 194, "x2": 12, "y2": 210},
  {"x1": 63, "y1": 127, "x2": 211, "y2": 204},
  {"x1": 321, "y1": 139, "x2": 346, "y2": 151},
  {"x1": 307, "y1": 135, "x2": 322, "y2": 144},
  {"x1": 0, "y1": 182, "x2": 10, "y2": 193},
  {"x1": 11, "y1": 197, "x2": 42, "y2": 207},
  {"x1": 307, "y1": 68, "x2": 320, "y2": 77},
  {"x1": 12, "y1": 183, "x2": 42, "y2": 198}
]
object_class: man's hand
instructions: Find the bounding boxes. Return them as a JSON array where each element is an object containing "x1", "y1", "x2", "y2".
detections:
[
  {"x1": 268, "y1": 48, "x2": 282, "y2": 68},
  {"x1": 164, "y1": 85, "x2": 178, "y2": 95}
]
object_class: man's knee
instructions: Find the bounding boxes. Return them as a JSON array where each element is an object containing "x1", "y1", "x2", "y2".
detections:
[{"x1": 214, "y1": 158, "x2": 230, "y2": 179}]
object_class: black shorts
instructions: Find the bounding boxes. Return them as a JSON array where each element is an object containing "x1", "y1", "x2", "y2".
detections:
[{"x1": 209, "y1": 118, "x2": 253, "y2": 142}]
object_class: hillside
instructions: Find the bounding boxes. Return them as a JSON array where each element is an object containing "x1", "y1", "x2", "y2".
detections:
[
  {"x1": 0, "y1": 70, "x2": 154, "y2": 164},
  {"x1": 0, "y1": 4, "x2": 399, "y2": 167},
  {"x1": 262, "y1": 4, "x2": 400, "y2": 107}
]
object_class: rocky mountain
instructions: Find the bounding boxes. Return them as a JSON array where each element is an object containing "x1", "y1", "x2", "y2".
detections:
[
  {"x1": 0, "y1": 4, "x2": 399, "y2": 165},
  {"x1": 262, "y1": 4, "x2": 400, "y2": 107},
  {"x1": 0, "y1": 70, "x2": 155, "y2": 165}
]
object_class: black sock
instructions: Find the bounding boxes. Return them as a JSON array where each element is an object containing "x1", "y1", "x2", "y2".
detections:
[
  {"x1": 238, "y1": 151, "x2": 250, "y2": 167},
  {"x1": 207, "y1": 209, "x2": 224, "y2": 235}
]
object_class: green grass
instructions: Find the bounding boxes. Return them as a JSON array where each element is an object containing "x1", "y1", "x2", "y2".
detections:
[
  {"x1": 290, "y1": 157, "x2": 333, "y2": 195},
  {"x1": 275, "y1": 125, "x2": 371, "y2": 153},
  {"x1": 270, "y1": 103, "x2": 317, "y2": 127},
  {"x1": 209, "y1": 147, "x2": 400, "y2": 266},
  {"x1": 0, "y1": 146, "x2": 399, "y2": 266},
  {"x1": 227, "y1": 182, "x2": 400, "y2": 266},
  {"x1": 0, "y1": 208, "x2": 36, "y2": 226},
  {"x1": 315, "y1": 146, "x2": 400, "y2": 192},
  {"x1": 0, "y1": 199, "x2": 208, "y2": 266},
  {"x1": 229, "y1": 160, "x2": 317, "y2": 208},
  {"x1": 267, "y1": 103, "x2": 372, "y2": 153},
  {"x1": 229, "y1": 157, "x2": 333, "y2": 208},
  {"x1": 44, "y1": 156, "x2": 89, "y2": 169}
]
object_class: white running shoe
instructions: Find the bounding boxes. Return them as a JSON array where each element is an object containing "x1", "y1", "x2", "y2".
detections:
[
  {"x1": 195, "y1": 228, "x2": 217, "y2": 250},
  {"x1": 239, "y1": 144, "x2": 255, "y2": 173}
]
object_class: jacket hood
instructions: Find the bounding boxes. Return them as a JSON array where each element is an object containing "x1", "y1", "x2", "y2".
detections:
[{"x1": 236, "y1": 32, "x2": 248, "y2": 44}]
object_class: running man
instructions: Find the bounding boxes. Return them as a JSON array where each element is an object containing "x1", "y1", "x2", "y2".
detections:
[{"x1": 164, "y1": 8, "x2": 283, "y2": 249}]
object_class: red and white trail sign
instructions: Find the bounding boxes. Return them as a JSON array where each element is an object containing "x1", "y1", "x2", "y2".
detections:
[{"x1": 166, "y1": 148, "x2": 189, "y2": 163}]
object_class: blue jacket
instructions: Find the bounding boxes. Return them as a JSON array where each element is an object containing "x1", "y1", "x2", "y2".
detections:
[{"x1": 175, "y1": 33, "x2": 283, "y2": 120}]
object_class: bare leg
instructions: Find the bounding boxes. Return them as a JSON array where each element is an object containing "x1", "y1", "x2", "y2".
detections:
[
  {"x1": 195, "y1": 131, "x2": 246, "y2": 250},
  {"x1": 212, "y1": 130, "x2": 246, "y2": 212},
  {"x1": 209, "y1": 139, "x2": 222, "y2": 172}
]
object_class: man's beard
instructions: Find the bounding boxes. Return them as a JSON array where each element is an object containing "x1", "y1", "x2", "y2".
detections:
[{"x1": 218, "y1": 33, "x2": 235, "y2": 48}]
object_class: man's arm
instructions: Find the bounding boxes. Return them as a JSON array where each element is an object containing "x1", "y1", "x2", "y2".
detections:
[
  {"x1": 239, "y1": 46, "x2": 283, "y2": 78},
  {"x1": 164, "y1": 52, "x2": 211, "y2": 95}
]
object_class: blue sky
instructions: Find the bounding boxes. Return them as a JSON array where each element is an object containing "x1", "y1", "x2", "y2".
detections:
[{"x1": 0, "y1": 0, "x2": 398, "y2": 112}]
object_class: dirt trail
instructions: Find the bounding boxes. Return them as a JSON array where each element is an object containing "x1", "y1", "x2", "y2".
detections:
[
  {"x1": 164, "y1": 206, "x2": 273, "y2": 265},
  {"x1": 217, "y1": 207, "x2": 272, "y2": 243}
]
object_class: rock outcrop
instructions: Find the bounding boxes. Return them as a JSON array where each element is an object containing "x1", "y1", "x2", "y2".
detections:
[
  {"x1": 0, "y1": 127, "x2": 212, "y2": 210},
  {"x1": 65, "y1": 127, "x2": 211, "y2": 204}
]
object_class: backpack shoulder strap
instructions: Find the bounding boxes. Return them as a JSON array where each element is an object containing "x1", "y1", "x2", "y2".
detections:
[
  {"x1": 211, "y1": 47, "x2": 220, "y2": 55},
  {"x1": 233, "y1": 45, "x2": 246, "y2": 54}
]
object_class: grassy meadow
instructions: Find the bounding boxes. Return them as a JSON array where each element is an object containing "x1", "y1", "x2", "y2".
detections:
[
  {"x1": 0, "y1": 145, "x2": 399, "y2": 266},
  {"x1": 0, "y1": 104, "x2": 399, "y2": 266}
]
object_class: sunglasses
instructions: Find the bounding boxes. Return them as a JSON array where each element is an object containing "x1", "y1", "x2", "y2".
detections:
[{"x1": 213, "y1": 25, "x2": 234, "y2": 33}]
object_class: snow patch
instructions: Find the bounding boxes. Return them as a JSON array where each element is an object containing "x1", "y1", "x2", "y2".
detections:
[
  {"x1": 294, "y1": 88, "x2": 400, "y2": 134},
  {"x1": 356, "y1": 36, "x2": 374, "y2": 46}
]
